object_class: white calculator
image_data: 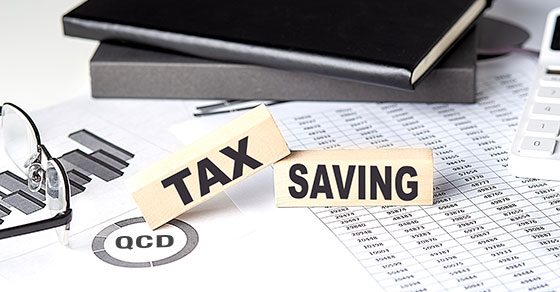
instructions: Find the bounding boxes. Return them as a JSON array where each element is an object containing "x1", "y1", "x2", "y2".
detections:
[{"x1": 509, "y1": 7, "x2": 560, "y2": 180}]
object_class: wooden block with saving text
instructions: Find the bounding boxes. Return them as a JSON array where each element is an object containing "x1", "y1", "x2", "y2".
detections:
[
  {"x1": 127, "y1": 105, "x2": 290, "y2": 229},
  {"x1": 274, "y1": 149, "x2": 433, "y2": 207}
]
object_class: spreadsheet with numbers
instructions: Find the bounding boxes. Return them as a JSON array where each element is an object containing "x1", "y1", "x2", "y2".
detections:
[
  {"x1": 274, "y1": 57, "x2": 560, "y2": 291},
  {"x1": 173, "y1": 54, "x2": 560, "y2": 291}
]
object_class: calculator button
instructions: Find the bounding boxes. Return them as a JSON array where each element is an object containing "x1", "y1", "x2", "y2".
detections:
[
  {"x1": 538, "y1": 87, "x2": 560, "y2": 98},
  {"x1": 541, "y1": 74, "x2": 560, "y2": 86},
  {"x1": 519, "y1": 137, "x2": 556, "y2": 157},
  {"x1": 532, "y1": 103, "x2": 560, "y2": 117},
  {"x1": 526, "y1": 119, "x2": 560, "y2": 137}
]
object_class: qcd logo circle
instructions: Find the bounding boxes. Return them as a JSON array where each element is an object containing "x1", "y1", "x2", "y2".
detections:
[{"x1": 92, "y1": 217, "x2": 198, "y2": 268}]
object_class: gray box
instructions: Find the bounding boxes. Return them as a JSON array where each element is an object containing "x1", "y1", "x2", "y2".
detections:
[{"x1": 91, "y1": 29, "x2": 476, "y2": 103}]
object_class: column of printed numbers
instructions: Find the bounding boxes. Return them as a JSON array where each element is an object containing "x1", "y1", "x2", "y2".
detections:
[
  {"x1": 276, "y1": 120, "x2": 306, "y2": 150},
  {"x1": 311, "y1": 206, "x2": 442, "y2": 291},
  {"x1": 328, "y1": 106, "x2": 448, "y2": 290},
  {"x1": 281, "y1": 114, "x2": 350, "y2": 150},
  {"x1": 371, "y1": 103, "x2": 501, "y2": 290},
  {"x1": 325, "y1": 107, "x2": 400, "y2": 149},
  {"x1": 423, "y1": 103, "x2": 538, "y2": 283},
  {"x1": 428, "y1": 103, "x2": 560, "y2": 289},
  {"x1": 413, "y1": 104, "x2": 522, "y2": 290},
  {"x1": 467, "y1": 79, "x2": 560, "y2": 286},
  {"x1": 289, "y1": 108, "x2": 442, "y2": 290},
  {"x1": 467, "y1": 79, "x2": 560, "y2": 274}
]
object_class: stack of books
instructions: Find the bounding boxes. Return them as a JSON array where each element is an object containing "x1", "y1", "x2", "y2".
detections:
[{"x1": 63, "y1": 0, "x2": 491, "y2": 103}]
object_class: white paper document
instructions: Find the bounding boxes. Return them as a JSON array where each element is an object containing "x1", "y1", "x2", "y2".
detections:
[
  {"x1": 1, "y1": 53, "x2": 558, "y2": 291},
  {"x1": 0, "y1": 97, "x2": 259, "y2": 288},
  {"x1": 0, "y1": 92, "x2": 372, "y2": 290},
  {"x1": 173, "y1": 54, "x2": 560, "y2": 291}
]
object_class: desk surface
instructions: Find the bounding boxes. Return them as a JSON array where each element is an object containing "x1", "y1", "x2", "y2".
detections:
[
  {"x1": 0, "y1": 0, "x2": 558, "y2": 112},
  {"x1": 0, "y1": 1, "x2": 559, "y2": 289}
]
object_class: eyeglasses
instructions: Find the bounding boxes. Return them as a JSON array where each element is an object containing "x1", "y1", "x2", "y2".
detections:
[{"x1": 0, "y1": 103, "x2": 72, "y2": 245}]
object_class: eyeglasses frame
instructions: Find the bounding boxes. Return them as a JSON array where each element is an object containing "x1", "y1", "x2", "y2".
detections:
[{"x1": 0, "y1": 103, "x2": 72, "y2": 240}]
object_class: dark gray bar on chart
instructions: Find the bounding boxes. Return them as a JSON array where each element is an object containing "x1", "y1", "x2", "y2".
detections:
[
  {"x1": 0, "y1": 171, "x2": 45, "y2": 201},
  {"x1": 0, "y1": 200, "x2": 10, "y2": 210},
  {"x1": 69, "y1": 129, "x2": 134, "y2": 161},
  {"x1": 67, "y1": 169, "x2": 92, "y2": 185},
  {"x1": 90, "y1": 149, "x2": 129, "y2": 170},
  {"x1": 3, "y1": 190, "x2": 46, "y2": 215},
  {"x1": 60, "y1": 160, "x2": 92, "y2": 178},
  {"x1": 69, "y1": 179, "x2": 86, "y2": 196},
  {"x1": 0, "y1": 204, "x2": 11, "y2": 218},
  {"x1": 59, "y1": 150, "x2": 123, "y2": 182}
]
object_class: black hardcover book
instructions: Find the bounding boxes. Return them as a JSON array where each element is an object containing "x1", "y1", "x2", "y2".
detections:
[
  {"x1": 90, "y1": 27, "x2": 477, "y2": 103},
  {"x1": 64, "y1": 0, "x2": 488, "y2": 90}
]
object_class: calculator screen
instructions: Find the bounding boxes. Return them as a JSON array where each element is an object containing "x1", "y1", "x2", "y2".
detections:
[{"x1": 552, "y1": 16, "x2": 560, "y2": 50}]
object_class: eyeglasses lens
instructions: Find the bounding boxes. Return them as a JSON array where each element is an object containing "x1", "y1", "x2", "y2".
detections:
[{"x1": 1, "y1": 105, "x2": 38, "y2": 176}]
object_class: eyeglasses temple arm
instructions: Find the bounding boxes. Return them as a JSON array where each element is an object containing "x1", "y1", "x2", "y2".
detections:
[{"x1": 0, "y1": 209, "x2": 72, "y2": 240}]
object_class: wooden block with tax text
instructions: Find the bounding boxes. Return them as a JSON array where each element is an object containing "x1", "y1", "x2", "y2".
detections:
[
  {"x1": 127, "y1": 104, "x2": 290, "y2": 229},
  {"x1": 274, "y1": 149, "x2": 433, "y2": 207}
]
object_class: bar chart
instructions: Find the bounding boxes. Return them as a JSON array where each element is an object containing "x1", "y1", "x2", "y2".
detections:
[{"x1": 0, "y1": 129, "x2": 134, "y2": 224}]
